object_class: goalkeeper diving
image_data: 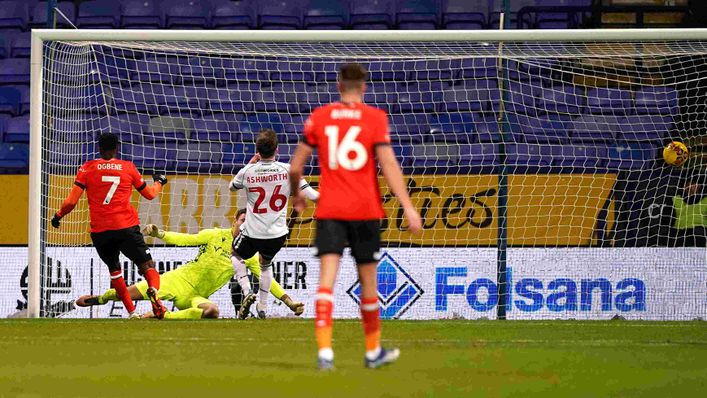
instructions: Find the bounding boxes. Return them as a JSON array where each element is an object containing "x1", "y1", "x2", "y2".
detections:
[{"x1": 75, "y1": 209, "x2": 305, "y2": 319}]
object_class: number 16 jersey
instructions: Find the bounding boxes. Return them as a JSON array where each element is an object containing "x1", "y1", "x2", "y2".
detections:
[
  {"x1": 303, "y1": 101, "x2": 391, "y2": 221},
  {"x1": 230, "y1": 160, "x2": 310, "y2": 239}
]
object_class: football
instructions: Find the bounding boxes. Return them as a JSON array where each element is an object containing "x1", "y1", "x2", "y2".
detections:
[{"x1": 663, "y1": 141, "x2": 689, "y2": 167}]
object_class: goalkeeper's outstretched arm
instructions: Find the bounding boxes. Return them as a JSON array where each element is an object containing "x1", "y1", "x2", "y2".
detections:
[{"x1": 143, "y1": 224, "x2": 216, "y2": 246}]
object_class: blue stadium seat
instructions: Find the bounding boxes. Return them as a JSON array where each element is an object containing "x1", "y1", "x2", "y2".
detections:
[
  {"x1": 507, "y1": 143, "x2": 553, "y2": 172},
  {"x1": 176, "y1": 142, "x2": 224, "y2": 172},
  {"x1": 304, "y1": 0, "x2": 348, "y2": 30},
  {"x1": 0, "y1": 143, "x2": 29, "y2": 170},
  {"x1": 128, "y1": 143, "x2": 178, "y2": 171},
  {"x1": 211, "y1": 0, "x2": 255, "y2": 29},
  {"x1": 258, "y1": 0, "x2": 303, "y2": 29},
  {"x1": 443, "y1": 0, "x2": 487, "y2": 29},
  {"x1": 0, "y1": 58, "x2": 29, "y2": 85},
  {"x1": 207, "y1": 84, "x2": 255, "y2": 113},
  {"x1": 0, "y1": 87, "x2": 20, "y2": 116},
  {"x1": 460, "y1": 58, "x2": 497, "y2": 79},
  {"x1": 270, "y1": 61, "x2": 316, "y2": 82},
  {"x1": 443, "y1": 80, "x2": 498, "y2": 112},
  {"x1": 146, "y1": 116, "x2": 191, "y2": 143},
  {"x1": 254, "y1": 83, "x2": 301, "y2": 113},
  {"x1": 165, "y1": 0, "x2": 209, "y2": 29},
  {"x1": 552, "y1": 144, "x2": 608, "y2": 170},
  {"x1": 240, "y1": 114, "x2": 284, "y2": 142},
  {"x1": 607, "y1": 143, "x2": 657, "y2": 170},
  {"x1": 76, "y1": 0, "x2": 120, "y2": 28},
  {"x1": 112, "y1": 84, "x2": 160, "y2": 114},
  {"x1": 587, "y1": 87, "x2": 633, "y2": 115},
  {"x1": 0, "y1": 36, "x2": 7, "y2": 59},
  {"x1": 411, "y1": 144, "x2": 460, "y2": 171},
  {"x1": 459, "y1": 143, "x2": 498, "y2": 171},
  {"x1": 4, "y1": 115, "x2": 28, "y2": 143},
  {"x1": 389, "y1": 114, "x2": 429, "y2": 143},
  {"x1": 180, "y1": 57, "x2": 227, "y2": 86},
  {"x1": 53, "y1": 116, "x2": 108, "y2": 143},
  {"x1": 367, "y1": 60, "x2": 407, "y2": 81},
  {"x1": 121, "y1": 0, "x2": 162, "y2": 29},
  {"x1": 570, "y1": 115, "x2": 621, "y2": 144},
  {"x1": 161, "y1": 87, "x2": 208, "y2": 116},
  {"x1": 221, "y1": 59, "x2": 267, "y2": 82},
  {"x1": 93, "y1": 55, "x2": 130, "y2": 86},
  {"x1": 0, "y1": 1, "x2": 28, "y2": 30},
  {"x1": 130, "y1": 58, "x2": 175, "y2": 84},
  {"x1": 17, "y1": 85, "x2": 29, "y2": 115},
  {"x1": 407, "y1": 59, "x2": 456, "y2": 81},
  {"x1": 505, "y1": 81, "x2": 541, "y2": 115},
  {"x1": 222, "y1": 142, "x2": 257, "y2": 166},
  {"x1": 350, "y1": 0, "x2": 394, "y2": 30},
  {"x1": 429, "y1": 113, "x2": 474, "y2": 143},
  {"x1": 396, "y1": 0, "x2": 438, "y2": 30},
  {"x1": 192, "y1": 115, "x2": 240, "y2": 143},
  {"x1": 618, "y1": 115, "x2": 672, "y2": 143},
  {"x1": 635, "y1": 86, "x2": 678, "y2": 116},
  {"x1": 31, "y1": 1, "x2": 76, "y2": 28},
  {"x1": 539, "y1": 85, "x2": 584, "y2": 114},
  {"x1": 398, "y1": 82, "x2": 443, "y2": 113},
  {"x1": 507, "y1": 114, "x2": 571, "y2": 144},
  {"x1": 7, "y1": 32, "x2": 29, "y2": 58},
  {"x1": 112, "y1": 113, "x2": 151, "y2": 143},
  {"x1": 281, "y1": 114, "x2": 305, "y2": 143}
]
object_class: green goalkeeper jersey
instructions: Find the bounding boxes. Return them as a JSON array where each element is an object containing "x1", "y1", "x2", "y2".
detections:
[{"x1": 162, "y1": 229, "x2": 256, "y2": 299}]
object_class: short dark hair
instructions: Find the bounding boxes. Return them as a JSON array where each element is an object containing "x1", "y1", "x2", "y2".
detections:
[
  {"x1": 256, "y1": 129, "x2": 278, "y2": 158},
  {"x1": 338, "y1": 63, "x2": 368, "y2": 91},
  {"x1": 236, "y1": 208, "x2": 246, "y2": 219},
  {"x1": 98, "y1": 133, "x2": 119, "y2": 151}
]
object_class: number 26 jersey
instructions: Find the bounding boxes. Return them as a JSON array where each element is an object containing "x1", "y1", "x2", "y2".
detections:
[
  {"x1": 230, "y1": 160, "x2": 310, "y2": 239},
  {"x1": 303, "y1": 101, "x2": 391, "y2": 221}
]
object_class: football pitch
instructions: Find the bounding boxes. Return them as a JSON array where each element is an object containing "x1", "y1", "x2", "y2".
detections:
[{"x1": 0, "y1": 320, "x2": 704, "y2": 397}]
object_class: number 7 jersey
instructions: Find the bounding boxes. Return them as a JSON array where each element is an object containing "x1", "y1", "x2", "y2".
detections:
[
  {"x1": 303, "y1": 101, "x2": 391, "y2": 220},
  {"x1": 230, "y1": 160, "x2": 310, "y2": 239}
]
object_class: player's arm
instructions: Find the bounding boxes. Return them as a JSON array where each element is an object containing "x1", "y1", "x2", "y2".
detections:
[
  {"x1": 50, "y1": 184, "x2": 84, "y2": 228},
  {"x1": 374, "y1": 114, "x2": 422, "y2": 234},
  {"x1": 143, "y1": 225, "x2": 217, "y2": 246},
  {"x1": 229, "y1": 167, "x2": 247, "y2": 192},
  {"x1": 299, "y1": 178, "x2": 319, "y2": 202},
  {"x1": 130, "y1": 162, "x2": 167, "y2": 200}
]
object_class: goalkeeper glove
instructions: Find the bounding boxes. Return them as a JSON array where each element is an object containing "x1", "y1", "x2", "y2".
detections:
[
  {"x1": 153, "y1": 174, "x2": 168, "y2": 186},
  {"x1": 50, "y1": 213, "x2": 62, "y2": 229},
  {"x1": 142, "y1": 224, "x2": 165, "y2": 239}
]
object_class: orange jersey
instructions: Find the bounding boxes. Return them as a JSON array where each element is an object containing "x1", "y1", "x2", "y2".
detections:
[
  {"x1": 303, "y1": 101, "x2": 391, "y2": 220},
  {"x1": 74, "y1": 158, "x2": 146, "y2": 233}
]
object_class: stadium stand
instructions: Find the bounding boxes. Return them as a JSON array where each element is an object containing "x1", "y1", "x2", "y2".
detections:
[{"x1": 0, "y1": 0, "x2": 693, "y2": 174}]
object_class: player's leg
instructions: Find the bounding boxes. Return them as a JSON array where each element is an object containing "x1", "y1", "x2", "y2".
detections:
[
  {"x1": 119, "y1": 226, "x2": 165, "y2": 319},
  {"x1": 91, "y1": 231, "x2": 137, "y2": 318},
  {"x1": 313, "y1": 220, "x2": 347, "y2": 370},
  {"x1": 158, "y1": 297, "x2": 217, "y2": 320},
  {"x1": 350, "y1": 221, "x2": 399, "y2": 369},
  {"x1": 254, "y1": 235, "x2": 287, "y2": 319},
  {"x1": 76, "y1": 281, "x2": 146, "y2": 307},
  {"x1": 232, "y1": 234, "x2": 259, "y2": 319},
  {"x1": 244, "y1": 255, "x2": 303, "y2": 315}
]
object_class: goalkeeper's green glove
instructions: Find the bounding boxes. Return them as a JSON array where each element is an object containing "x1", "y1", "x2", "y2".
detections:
[
  {"x1": 50, "y1": 213, "x2": 62, "y2": 229},
  {"x1": 153, "y1": 174, "x2": 168, "y2": 186}
]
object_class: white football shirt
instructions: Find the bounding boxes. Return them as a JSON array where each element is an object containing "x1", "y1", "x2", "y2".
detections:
[{"x1": 229, "y1": 160, "x2": 311, "y2": 239}]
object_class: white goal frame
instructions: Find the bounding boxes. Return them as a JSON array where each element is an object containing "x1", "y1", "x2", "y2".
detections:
[{"x1": 28, "y1": 28, "x2": 707, "y2": 318}]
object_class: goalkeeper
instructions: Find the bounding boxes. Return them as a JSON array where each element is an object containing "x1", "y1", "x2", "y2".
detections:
[{"x1": 75, "y1": 209, "x2": 305, "y2": 319}]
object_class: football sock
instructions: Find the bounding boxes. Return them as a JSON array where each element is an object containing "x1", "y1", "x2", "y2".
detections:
[
  {"x1": 315, "y1": 287, "x2": 334, "y2": 355},
  {"x1": 143, "y1": 268, "x2": 160, "y2": 291},
  {"x1": 257, "y1": 264, "x2": 273, "y2": 311},
  {"x1": 361, "y1": 296, "x2": 381, "y2": 359},
  {"x1": 231, "y1": 256, "x2": 252, "y2": 296},
  {"x1": 110, "y1": 271, "x2": 135, "y2": 314},
  {"x1": 163, "y1": 308, "x2": 203, "y2": 319},
  {"x1": 270, "y1": 278, "x2": 286, "y2": 300}
]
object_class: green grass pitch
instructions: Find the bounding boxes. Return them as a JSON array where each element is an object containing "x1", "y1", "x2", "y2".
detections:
[{"x1": 0, "y1": 319, "x2": 705, "y2": 397}]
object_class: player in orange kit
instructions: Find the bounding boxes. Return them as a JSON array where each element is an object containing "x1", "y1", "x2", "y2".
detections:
[
  {"x1": 290, "y1": 63, "x2": 422, "y2": 370},
  {"x1": 50, "y1": 133, "x2": 168, "y2": 319}
]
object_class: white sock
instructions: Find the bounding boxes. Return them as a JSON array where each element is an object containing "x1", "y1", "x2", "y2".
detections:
[
  {"x1": 258, "y1": 264, "x2": 273, "y2": 311},
  {"x1": 231, "y1": 256, "x2": 251, "y2": 296},
  {"x1": 365, "y1": 347, "x2": 381, "y2": 361},
  {"x1": 318, "y1": 347, "x2": 334, "y2": 361}
]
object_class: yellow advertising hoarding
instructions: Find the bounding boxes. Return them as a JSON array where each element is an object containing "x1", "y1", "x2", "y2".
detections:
[{"x1": 2, "y1": 174, "x2": 616, "y2": 246}]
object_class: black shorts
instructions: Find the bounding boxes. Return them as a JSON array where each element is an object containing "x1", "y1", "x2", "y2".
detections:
[
  {"x1": 90, "y1": 225, "x2": 152, "y2": 271},
  {"x1": 232, "y1": 233, "x2": 287, "y2": 264},
  {"x1": 314, "y1": 219, "x2": 381, "y2": 265}
]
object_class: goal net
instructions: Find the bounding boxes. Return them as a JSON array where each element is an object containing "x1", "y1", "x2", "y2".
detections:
[{"x1": 17, "y1": 30, "x2": 706, "y2": 320}]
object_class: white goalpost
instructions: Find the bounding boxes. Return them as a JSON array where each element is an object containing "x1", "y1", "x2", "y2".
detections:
[{"x1": 24, "y1": 29, "x2": 707, "y2": 320}]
